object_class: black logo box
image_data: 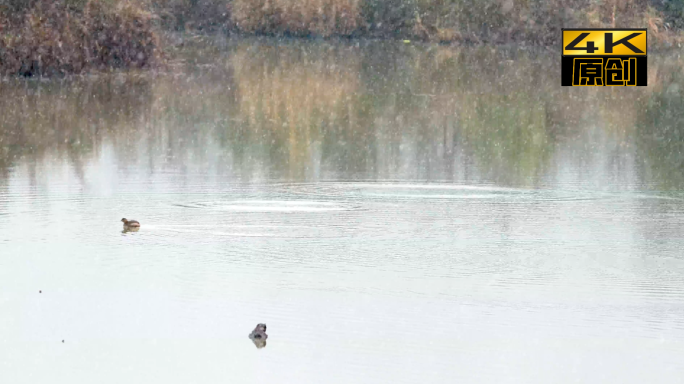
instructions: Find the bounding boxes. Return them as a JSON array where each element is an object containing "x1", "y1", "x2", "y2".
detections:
[
  {"x1": 561, "y1": 56, "x2": 647, "y2": 86},
  {"x1": 561, "y1": 28, "x2": 647, "y2": 86}
]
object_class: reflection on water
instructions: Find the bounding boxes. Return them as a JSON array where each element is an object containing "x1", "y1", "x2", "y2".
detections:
[
  {"x1": 1, "y1": 38, "x2": 684, "y2": 384},
  {"x1": 250, "y1": 337, "x2": 267, "y2": 349},
  {"x1": 0, "y1": 39, "x2": 682, "y2": 189},
  {"x1": 636, "y1": 64, "x2": 684, "y2": 190}
]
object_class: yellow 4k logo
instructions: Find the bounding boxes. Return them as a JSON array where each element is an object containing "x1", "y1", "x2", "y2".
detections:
[
  {"x1": 561, "y1": 29, "x2": 647, "y2": 86},
  {"x1": 562, "y1": 30, "x2": 647, "y2": 56}
]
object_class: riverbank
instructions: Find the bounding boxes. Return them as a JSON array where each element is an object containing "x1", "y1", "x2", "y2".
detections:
[
  {"x1": 1, "y1": 0, "x2": 682, "y2": 76},
  {"x1": 0, "y1": 1, "x2": 159, "y2": 76},
  {"x1": 152, "y1": 0, "x2": 684, "y2": 46}
]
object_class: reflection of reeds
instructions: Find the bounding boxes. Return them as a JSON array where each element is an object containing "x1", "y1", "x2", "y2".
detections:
[
  {"x1": 0, "y1": 75, "x2": 153, "y2": 179},
  {"x1": 636, "y1": 68, "x2": 684, "y2": 190},
  {"x1": 2, "y1": 40, "x2": 684, "y2": 186},
  {"x1": 232, "y1": 43, "x2": 359, "y2": 126},
  {"x1": 230, "y1": 42, "x2": 361, "y2": 177}
]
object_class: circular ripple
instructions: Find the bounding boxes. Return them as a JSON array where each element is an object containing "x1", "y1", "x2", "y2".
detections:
[{"x1": 174, "y1": 200, "x2": 354, "y2": 212}]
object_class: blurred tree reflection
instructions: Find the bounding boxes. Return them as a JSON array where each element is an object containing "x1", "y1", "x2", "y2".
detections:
[
  {"x1": 1, "y1": 39, "x2": 684, "y2": 190},
  {"x1": 637, "y1": 69, "x2": 684, "y2": 190}
]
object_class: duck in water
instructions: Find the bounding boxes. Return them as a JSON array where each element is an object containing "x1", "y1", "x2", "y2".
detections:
[
  {"x1": 121, "y1": 218, "x2": 141, "y2": 232},
  {"x1": 249, "y1": 323, "x2": 268, "y2": 349}
]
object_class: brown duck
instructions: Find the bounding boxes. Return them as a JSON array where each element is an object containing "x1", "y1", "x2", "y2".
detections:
[{"x1": 121, "y1": 218, "x2": 141, "y2": 228}]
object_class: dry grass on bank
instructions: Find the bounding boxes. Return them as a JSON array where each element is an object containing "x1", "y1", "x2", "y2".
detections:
[
  {"x1": 231, "y1": 0, "x2": 363, "y2": 36},
  {"x1": 0, "y1": 0, "x2": 160, "y2": 76},
  {"x1": 0, "y1": 0, "x2": 682, "y2": 77}
]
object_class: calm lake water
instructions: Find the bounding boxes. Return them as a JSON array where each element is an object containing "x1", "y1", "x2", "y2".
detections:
[{"x1": 1, "y1": 37, "x2": 684, "y2": 383}]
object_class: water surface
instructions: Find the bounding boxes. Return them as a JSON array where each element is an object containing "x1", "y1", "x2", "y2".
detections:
[{"x1": 1, "y1": 38, "x2": 684, "y2": 383}]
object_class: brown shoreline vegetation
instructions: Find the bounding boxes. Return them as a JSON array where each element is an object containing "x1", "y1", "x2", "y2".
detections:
[
  {"x1": 1, "y1": 0, "x2": 683, "y2": 76},
  {"x1": 0, "y1": 0, "x2": 160, "y2": 76}
]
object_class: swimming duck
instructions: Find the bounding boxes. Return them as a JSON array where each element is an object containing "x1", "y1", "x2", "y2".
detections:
[
  {"x1": 249, "y1": 323, "x2": 268, "y2": 340},
  {"x1": 121, "y1": 218, "x2": 141, "y2": 228},
  {"x1": 249, "y1": 323, "x2": 268, "y2": 349}
]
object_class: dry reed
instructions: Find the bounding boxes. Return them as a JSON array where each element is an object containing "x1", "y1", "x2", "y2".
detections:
[
  {"x1": 0, "y1": 0, "x2": 160, "y2": 76},
  {"x1": 231, "y1": 0, "x2": 362, "y2": 36}
]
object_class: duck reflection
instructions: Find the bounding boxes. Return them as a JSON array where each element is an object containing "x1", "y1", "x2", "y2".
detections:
[{"x1": 249, "y1": 323, "x2": 268, "y2": 349}]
